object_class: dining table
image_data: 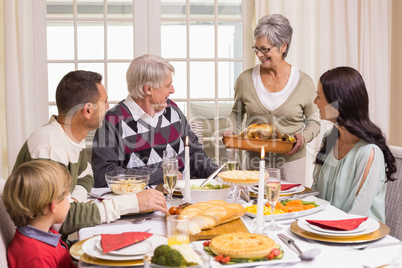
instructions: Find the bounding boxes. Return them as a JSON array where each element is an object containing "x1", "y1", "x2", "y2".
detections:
[{"x1": 71, "y1": 187, "x2": 402, "y2": 268}]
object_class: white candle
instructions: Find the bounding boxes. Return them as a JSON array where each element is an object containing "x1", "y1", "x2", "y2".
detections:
[
  {"x1": 255, "y1": 147, "x2": 265, "y2": 233},
  {"x1": 184, "y1": 136, "x2": 191, "y2": 202}
]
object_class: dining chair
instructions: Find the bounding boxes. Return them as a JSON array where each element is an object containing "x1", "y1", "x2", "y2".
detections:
[
  {"x1": 0, "y1": 197, "x2": 16, "y2": 267},
  {"x1": 385, "y1": 145, "x2": 402, "y2": 240}
]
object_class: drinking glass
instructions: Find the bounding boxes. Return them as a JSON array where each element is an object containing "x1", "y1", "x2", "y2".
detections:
[
  {"x1": 226, "y1": 148, "x2": 241, "y2": 201},
  {"x1": 226, "y1": 148, "x2": 239, "y2": 171},
  {"x1": 163, "y1": 159, "x2": 178, "y2": 207},
  {"x1": 163, "y1": 150, "x2": 177, "y2": 205},
  {"x1": 264, "y1": 168, "x2": 282, "y2": 231},
  {"x1": 167, "y1": 215, "x2": 190, "y2": 246},
  {"x1": 163, "y1": 149, "x2": 177, "y2": 161}
]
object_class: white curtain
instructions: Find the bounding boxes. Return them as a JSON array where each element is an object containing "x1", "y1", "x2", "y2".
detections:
[
  {"x1": 3, "y1": 0, "x2": 48, "y2": 176},
  {"x1": 0, "y1": 0, "x2": 5, "y2": 179},
  {"x1": 254, "y1": 0, "x2": 392, "y2": 186}
]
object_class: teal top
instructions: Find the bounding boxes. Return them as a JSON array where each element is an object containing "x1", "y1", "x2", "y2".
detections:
[{"x1": 312, "y1": 138, "x2": 386, "y2": 223}]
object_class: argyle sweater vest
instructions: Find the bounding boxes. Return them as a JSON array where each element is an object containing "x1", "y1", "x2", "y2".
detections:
[{"x1": 93, "y1": 100, "x2": 187, "y2": 184}]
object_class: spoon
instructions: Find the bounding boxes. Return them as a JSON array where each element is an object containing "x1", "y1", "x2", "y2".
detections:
[
  {"x1": 296, "y1": 248, "x2": 321, "y2": 261},
  {"x1": 277, "y1": 233, "x2": 321, "y2": 260}
]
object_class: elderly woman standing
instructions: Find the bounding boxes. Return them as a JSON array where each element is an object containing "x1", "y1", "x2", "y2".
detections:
[
  {"x1": 224, "y1": 14, "x2": 320, "y2": 184},
  {"x1": 92, "y1": 54, "x2": 217, "y2": 187}
]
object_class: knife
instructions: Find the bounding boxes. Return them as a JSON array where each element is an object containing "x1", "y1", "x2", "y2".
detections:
[
  {"x1": 277, "y1": 233, "x2": 303, "y2": 255},
  {"x1": 278, "y1": 190, "x2": 320, "y2": 201},
  {"x1": 200, "y1": 163, "x2": 226, "y2": 187}
]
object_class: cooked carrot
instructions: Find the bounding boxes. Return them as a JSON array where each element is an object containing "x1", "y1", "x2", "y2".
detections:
[
  {"x1": 285, "y1": 199, "x2": 303, "y2": 206},
  {"x1": 275, "y1": 202, "x2": 286, "y2": 210},
  {"x1": 302, "y1": 204, "x2": 316, "y2": 210},
  {"x1": 287, "y1": 206, "x2": 305, "y2": 212}
]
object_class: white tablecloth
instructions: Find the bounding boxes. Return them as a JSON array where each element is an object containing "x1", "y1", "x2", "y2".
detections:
[{"x1": 77, "y1": 194, "x2": 402, "y2": 268}]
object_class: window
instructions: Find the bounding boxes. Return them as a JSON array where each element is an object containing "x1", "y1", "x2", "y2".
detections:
[{"x1": 44, "y1": 0, "x2": 254, "y2": 162}]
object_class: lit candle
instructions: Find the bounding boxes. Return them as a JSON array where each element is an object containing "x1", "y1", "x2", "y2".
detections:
[
  {"x1": 184, "y1": 136, "x2": 191, "y2": 203},
  {"x1": 255, "y1": 147, "x2": 265, "y2": 233}
]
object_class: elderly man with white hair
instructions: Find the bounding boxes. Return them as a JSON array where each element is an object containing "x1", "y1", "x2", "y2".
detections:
[{"x1": 92, "y1": 54, "x2": 218, "y2": 187}]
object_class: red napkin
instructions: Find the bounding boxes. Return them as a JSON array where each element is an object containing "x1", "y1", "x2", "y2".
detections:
[
  {"x1": 281, "y1": 184, "x2": 301, "y2": 191},
  {"x1": 306, "y1": 217, "x2": 368, "y2": 231},
  {"x1": 100, "y1": 232, "x2": 153, "y2": 254}
]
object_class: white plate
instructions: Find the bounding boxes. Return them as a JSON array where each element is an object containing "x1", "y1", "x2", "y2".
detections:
[
  {"x1": 82, "y1": 235, "x2": 167, "y2": 261},
  {"x1": 297, "y1": 216, "x2": 380, "y2": 238},
  {"x1": 243, "y1": 197, "x2": 329, "y2": 221},
  {"x1": 308, "y1": 220, "x2": 368, "y2": 234},
  {"x1": 95, "y1": 239, "x2": 152, "y2": 256},
  {"x1": 192, "y1": 236, "x2": 300, "y2": 267},
  {"x1": 250, "y1": 183, "x2": 305, "y2": 196}
]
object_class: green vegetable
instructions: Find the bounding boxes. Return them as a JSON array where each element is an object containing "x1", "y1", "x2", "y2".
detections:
[
  {"x1": 280, "y1": 199, "x2": 319, "y2": 207},
  {"x1": 191, "y1": 183, "x2": 230, "y2": 190},
  {"x1": 151, "y1": 245, "x2": 187, "y2": 267},
  {"x1": 302, "y1": 200, "x2": 319, "y2": 207}
]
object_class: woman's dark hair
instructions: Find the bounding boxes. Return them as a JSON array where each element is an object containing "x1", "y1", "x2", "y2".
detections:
[{"x1": 315, "y1": 66, "x2": 396, "y2": 182}]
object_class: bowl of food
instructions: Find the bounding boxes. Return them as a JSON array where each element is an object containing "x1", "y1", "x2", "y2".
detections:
[
  {"x1": 105, "y1": 168, "x2": 150, "y2": 195},
  {"x1": 177, "y1": 179, "x2": 231, "y2": 203},
  {"x1": 143, "y1": 244, "x2": 210, "y2": 268}
]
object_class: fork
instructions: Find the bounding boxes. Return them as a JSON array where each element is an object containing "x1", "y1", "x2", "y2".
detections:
[
  {"x1": 349, "y1": 242, "x2": 402, "y2": 250},
  {"x1": 132, "y1": 217, "x2": 152, "y2": 224}
]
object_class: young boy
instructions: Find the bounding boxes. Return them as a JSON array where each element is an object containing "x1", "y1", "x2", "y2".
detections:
[{"x1": 2, "y1": 160, "x2": 76, "y2": 267}]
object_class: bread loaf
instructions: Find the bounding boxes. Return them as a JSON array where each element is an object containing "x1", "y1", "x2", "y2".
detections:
[{"x1": 178, "y1": 200, "x2": 246, "y2": 235}]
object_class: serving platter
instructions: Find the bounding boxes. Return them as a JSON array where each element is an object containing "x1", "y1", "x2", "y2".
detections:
[
  {"x1": 222, "y1": 135, "x2": 296, "y2": 153},
  {"x1": 290, "y1": 220, "x2": 390, "y2": 244},
  {"x1": 191, "y1": 237, "x2": 300, "y2": 267},
  {"x1": 242, "y1": 197, "x2": 329, "y2": 221}
]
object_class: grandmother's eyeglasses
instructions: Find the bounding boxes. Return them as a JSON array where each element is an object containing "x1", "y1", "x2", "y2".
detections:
[{"x1": 252, "y1": 45, "x2": 275, "y2": 54}]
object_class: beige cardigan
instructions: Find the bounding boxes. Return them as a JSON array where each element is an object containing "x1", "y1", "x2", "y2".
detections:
[{"x1": 226, "y1": 67, "x2": 321, "y2": 163}]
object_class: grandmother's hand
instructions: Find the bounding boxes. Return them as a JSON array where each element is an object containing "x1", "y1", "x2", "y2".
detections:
[
  {"x1": 285, "y1": 134, "x2": 305, "y2": 156},
  {"x1": 137, "y1": 189, "x2": 168, "y2": 213},
  {"x1": 222, "y1": 129, "x2": 234, "y2": 136}
]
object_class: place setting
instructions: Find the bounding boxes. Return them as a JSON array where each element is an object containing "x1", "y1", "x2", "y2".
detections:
[
  {"x1": 290, "y1": 214, "x2": 390, "y2": 243},
  {"x1": 70, "y1": 231, "x2": 168, "y2": 266}
]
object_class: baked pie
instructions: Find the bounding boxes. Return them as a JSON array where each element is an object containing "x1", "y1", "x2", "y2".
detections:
[
  {"x1": 217, "y1": 170, "x2": 260, "y2": 184},
  {"x1": 209, "y1": 232, "x2": 276, "y2": 259}
]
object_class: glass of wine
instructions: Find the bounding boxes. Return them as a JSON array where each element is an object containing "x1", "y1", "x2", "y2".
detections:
[
  {"x1": 163, "y1": 149, "x2": 177, "y2": 204},
  {"x1": 226, "y1": 148, "x2": 239, "y2": 171},
  {"x1": 163, "y1": 158, "x2": 178, "y2": 207},
  {"x1": 264, "y1": 168, "x2": 282, "y2": 231}
]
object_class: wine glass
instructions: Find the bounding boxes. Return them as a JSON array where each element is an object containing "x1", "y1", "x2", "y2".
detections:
[
  {"x1": 226, "y1": 148, "x2": 242, "y2": 201},
  {"x1": 163, "y1": 159, "x2": 178, "y2": 207},
  {"x1": 265, "y1": 168, "x2": 282, "y2": 231},
  {"x1": 226, "y1": 148, "x2": 239, "y2": 171},
  {"x1": 163, "y1": 150, "x2": 177, "y2": 204}
]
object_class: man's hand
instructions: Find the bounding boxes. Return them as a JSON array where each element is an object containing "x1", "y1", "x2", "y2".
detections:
[
  {"x1": 137, "y1": 189, "x2": 168, "y2": 214},
  {"x1": 177, "y1": 171, "x2": 183, "y2": 180},
  {"x1": 285, "y1": 134, "x2": 305, "y2": 156}
]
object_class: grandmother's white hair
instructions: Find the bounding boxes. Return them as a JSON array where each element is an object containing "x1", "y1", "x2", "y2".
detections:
[
  {"x1": 126, "y1": 54, "x2": 175, "y2": 99},
  {"x1": 254, "y1": 14, "x2": 293, "y2": 59}
]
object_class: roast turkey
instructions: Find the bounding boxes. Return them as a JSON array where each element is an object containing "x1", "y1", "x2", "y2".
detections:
[{"x1": 238, "y1": 123, "x2": 293, "y2": 142}]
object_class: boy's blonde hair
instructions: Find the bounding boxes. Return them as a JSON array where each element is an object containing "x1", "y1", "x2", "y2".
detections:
[{"x1": 2, "y1": 160, "x2": 72, "y2": 227}]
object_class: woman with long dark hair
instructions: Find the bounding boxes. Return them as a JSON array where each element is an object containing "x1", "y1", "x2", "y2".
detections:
[{"x1": 312, "y1": 66, "x2": 396, "y2": 223}]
